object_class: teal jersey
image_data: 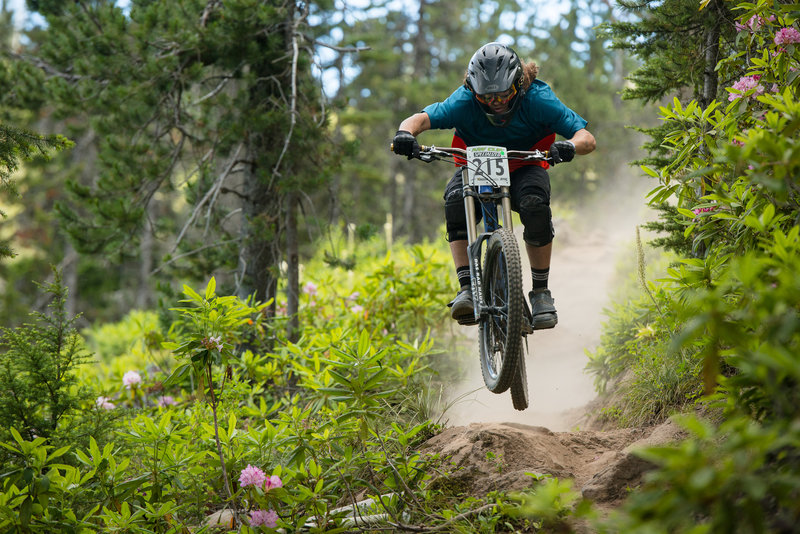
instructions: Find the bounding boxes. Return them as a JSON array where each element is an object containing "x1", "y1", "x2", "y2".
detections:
[{"x1": 422, "y1": 80, "x2": 587, "y2": 150}]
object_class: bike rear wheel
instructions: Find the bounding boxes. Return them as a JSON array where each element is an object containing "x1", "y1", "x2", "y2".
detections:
[
  {"x1": 479, "y1": 227, "x2": 524, "y2": 394},
  {"x1": 510, "y1": 349, "x2": 529, "y2": 410}
]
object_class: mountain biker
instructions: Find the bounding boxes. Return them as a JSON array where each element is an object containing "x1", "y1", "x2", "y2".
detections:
[{"x1": 392, "y1": 42, "x2": 596, "y2": 329}]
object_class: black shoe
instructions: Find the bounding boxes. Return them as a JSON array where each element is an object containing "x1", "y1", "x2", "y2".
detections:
[
  {"x1": 529, "y1": 288, "x2": 558, "y2": 330},
  {"x1": 448, "y1": 287, "x2": 477, "y2": 325}
]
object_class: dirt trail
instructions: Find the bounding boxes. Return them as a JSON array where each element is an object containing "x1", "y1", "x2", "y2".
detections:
[{"x1": 424, "y1": 172, "x2": 676, "y2": 505}]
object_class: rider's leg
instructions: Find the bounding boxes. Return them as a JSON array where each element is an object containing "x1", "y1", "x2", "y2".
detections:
[
  {"x1": 526, "y1": 241, "x2": 552, "y2": 288},
  {"x1": 451, "y1": 240, "x2": 471, "y2": 292},
  {"x1": 511, "y1": 166, "x2": 558, "y2": 329},
  {"x1": 450, "y1": 240, "x2": 469, "y2": 269},
  {"x1": 444, "y1": 169, "x2": 480, "y2": 323}
]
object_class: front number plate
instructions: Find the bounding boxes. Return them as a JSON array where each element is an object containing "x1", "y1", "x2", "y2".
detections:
[{"x1": 466, "y1": 146, "x2": 510, "y2": 187}]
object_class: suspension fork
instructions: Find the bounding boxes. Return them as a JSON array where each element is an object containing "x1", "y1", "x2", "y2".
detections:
[
  {"x1": 462, "y1": 168, "x2": 514, "y2": 321},
  {"x1": 462, "y1": 168, "x2": 483, "y2": 321}
]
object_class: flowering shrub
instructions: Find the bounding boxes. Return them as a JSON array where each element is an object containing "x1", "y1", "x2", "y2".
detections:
[
  {"x1": 249, "y1": 509, "x2": 278, "y2": 528},
  {"x1": 122, "y1": 370, "x2": 142, "y2": 388},
  {"x1": 727, "y1": 75, "x2": 764, "y2": 101},
  {"x1": 588, "y1": 2, "x2": 800, "y2": 532},
  {"x1": 0, "y1": 231, "x2": 462, "y2": 531},
  {"x1": 774, "y1": 26, "x2": 800, "y2": 46},
  {"x1": 239, "y1": 464, "x2": 267, "y2": 488},
  {"x1": 95, "y1": 395, "x2": 115, "y2": 410},
  {"x1": 156, "y1": 395, "x2": 176, "y2": 407}
]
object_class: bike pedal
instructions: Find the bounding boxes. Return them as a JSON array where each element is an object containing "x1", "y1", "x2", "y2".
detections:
[{"x1": 522, "y1": 322, "x2": 534, "y2": 335}]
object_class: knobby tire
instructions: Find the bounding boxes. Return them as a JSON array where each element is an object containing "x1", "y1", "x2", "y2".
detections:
[
  {"x1": 510, "y1": 349, "x2": 529, "y2": 410},
  {"x1": 479, "y1": 227, "x2": 524, "y2": 394}
]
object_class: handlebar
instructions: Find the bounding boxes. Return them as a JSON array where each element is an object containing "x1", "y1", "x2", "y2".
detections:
[{"x1": 390, "y1": 143, "x2": 555, "y2": 165}]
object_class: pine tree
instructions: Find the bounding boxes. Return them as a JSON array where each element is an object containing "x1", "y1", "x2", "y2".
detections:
[
  {"x1": 4, "y1": 0, "x2": 336, "y2": 310},
  {"x1": 0, "y1": 269, "x2": 92, "y2": 443},
  {"x1": 0, "y1": 123, "x2": 71, "y2": 261},
  {"x1": 599, "y1": 0, "x2": 738, "y2": 253},
  {"x1": 600, "y1": 0, "x2": 736, "y2": 104}
]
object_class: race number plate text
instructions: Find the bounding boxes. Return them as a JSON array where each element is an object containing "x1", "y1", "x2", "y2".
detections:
[{"x1": 466, "y1": 146, "x2": 511, "y2": 187}]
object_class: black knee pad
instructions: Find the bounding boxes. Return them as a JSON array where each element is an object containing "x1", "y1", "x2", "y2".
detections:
[
  {"x1": 443, "y1": 171, "x2": 483, "y2": 242},
  {"x1": 519, "y1": 194, "x2": 554, "y2": 246},
  {"x1": 444, "y1": 187, "x2": 471, "y2": 242}
]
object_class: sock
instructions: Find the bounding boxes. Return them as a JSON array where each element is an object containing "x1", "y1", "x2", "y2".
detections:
[
  {"x1": 532, "y1": 267, "x2": 549, "y2": 292},
  {"x1": 456, "y1": 266, "x2": 471, "y2": 289}
]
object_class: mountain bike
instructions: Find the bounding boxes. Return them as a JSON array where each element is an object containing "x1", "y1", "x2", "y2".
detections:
[{"x1": 393, "y1": 143, "x2": 556, "y2": 411}]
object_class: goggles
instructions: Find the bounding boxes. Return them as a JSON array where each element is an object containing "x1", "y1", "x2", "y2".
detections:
[{"x1": 475, "y1": 85, "x2": 517, "y2": 105}]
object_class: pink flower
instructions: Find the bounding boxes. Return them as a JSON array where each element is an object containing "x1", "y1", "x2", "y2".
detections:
[
  {"x1": 122, "y1": 370, "x2": 142, "y2": 389},
  {"x1": 743, "y1": 14, "x2": 776, "y2": 32},
  {"x1": 264, "y1": 475, "x2": 283, "y2": 491},
  {"x1": 303, "y1": 281, "x2": 318, "y2": 296},
  {"x1": 692, "y1": 206, "x2": 716, "y2": 216},
  {"x1": 157, "y1": 395, "x2": 176, "y2": 407},
  {"x1": 728, "y1": 75, "x2": 765, "y2": 101},
  {"x1": 249, "y1": 509, "x2": 278, "y2": 528},
  {"x1": 95, "y1": 396, "x2": 115, "y2": 410},
  {"x1": 202, "y1": 335, "x2": 223, "y2": 351},
  {"x1": 774, "y1": 27, "x2": 800, "y2": 45},
  {"x1": 350, "y1": 304, "x2": 364, "y2": 314},
  {"x1": 239, "y1": 465, "x2": 266, "y2": 488}
]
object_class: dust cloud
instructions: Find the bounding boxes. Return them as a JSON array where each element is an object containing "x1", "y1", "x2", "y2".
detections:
[{"x1": 439, "y1": 168, "x2": 655, "y2": 431}]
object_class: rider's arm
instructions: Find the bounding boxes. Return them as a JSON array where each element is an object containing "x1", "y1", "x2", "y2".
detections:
[
  {"x1": 567, "y1": 128, "x2": 596, "y2": 155},
  {"x1": 398, "y1": 112, "x2": 432, "y2": 136}
]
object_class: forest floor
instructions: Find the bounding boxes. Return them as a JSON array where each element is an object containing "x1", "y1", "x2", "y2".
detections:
[{"x1": 422, "y1": 169, "x2": 677, "y2": 525}]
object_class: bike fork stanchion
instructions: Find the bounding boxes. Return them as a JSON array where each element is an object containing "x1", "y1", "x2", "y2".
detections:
[{"x1": 462, "y1": 168, "x2": 484, "y2": 324}]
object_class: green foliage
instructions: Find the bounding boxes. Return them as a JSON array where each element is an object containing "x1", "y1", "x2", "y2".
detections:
[
  {"x1": 0, "y1": 428, "x2": 97, "y2": 533},
  {"x1": 586, "y1": 247, "x2": 705, "y2": 425},
  {"x1": 79, "y1": 310, "x2": 171, "y2": 383},
  {"x1": 640, "y1": 202, "x2": 695, "y2": 257},
  {"x1": 599, "y1": 0, "x2": 736, "y2": 104},
  {"x1": 0, "y1": 123, "x2": 71, "y2": 260},
  {"x1": 509, "y1": 475, "x2": 590, "y2": 531},
  {"x1": 598, "y1": 415, "x2": 800, "y2": 534},
  {"x1": 9, "y1": 233, "x2": 478, "y2": 531},
  {"x1": 0, "y1": 269, "x2": 97, "y2": 450},
  {"x1": 0, "y1": 234, "x2": 465, "y2": 531},
  {"x1": 583, "y1": 1, "x2": 800, "y2": 532}
]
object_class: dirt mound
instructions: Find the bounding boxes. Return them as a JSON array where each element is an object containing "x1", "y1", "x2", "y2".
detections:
[{"x1": 420, "y1": 418, "x2": 685, "y2": 503}]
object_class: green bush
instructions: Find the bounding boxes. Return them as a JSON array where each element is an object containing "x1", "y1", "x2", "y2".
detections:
[
  {"x1": 585, "y1": 3, "x2": 800, "y2": 532},
  {"x1": 0, "y1": 270, "x2": 109, "y2": 458},
  {"x1": 0, "y1": 233, "x2": 484, "y2": 532},
  {"x1": 598, "y1": 415, "x2": 800, "y2": 534}
]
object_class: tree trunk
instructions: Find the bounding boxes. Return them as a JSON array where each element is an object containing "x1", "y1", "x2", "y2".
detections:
[
  {"x1": 401, "y1": 0, "x2": 430, "y2": 243},
  {"x1": 137, "y1": 204, "x2": 154, "y2": 310},
  {"x1": 286, "y1": 192, "x2": 299, "y2": 342},
  {"x1": 695, "y1": 0, "x2": 723, "y2": 260},
  {"x1": 237, "y1": 149, "x2": 280, "y2": 311},
  {"x1": 702, "y1": 3, "x2": 721, "y2": 109}
]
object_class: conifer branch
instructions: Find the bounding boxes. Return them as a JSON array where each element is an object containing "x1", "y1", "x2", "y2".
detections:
[{"x1": 172, "y1": 143, "x2": 244, "y2": 253}]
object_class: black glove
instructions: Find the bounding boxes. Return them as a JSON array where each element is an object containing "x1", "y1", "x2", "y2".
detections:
[
  {"x1": 549, "y1": 140, "x2": 576, "y2": 164},
  {"x1": 392, "y1": 130, "x2": 420, "y2": 159}
]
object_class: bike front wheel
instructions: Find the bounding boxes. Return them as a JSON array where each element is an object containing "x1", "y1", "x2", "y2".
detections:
[{"x1": 479, "y1": 227, "x2": 524, "y2": 394}]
